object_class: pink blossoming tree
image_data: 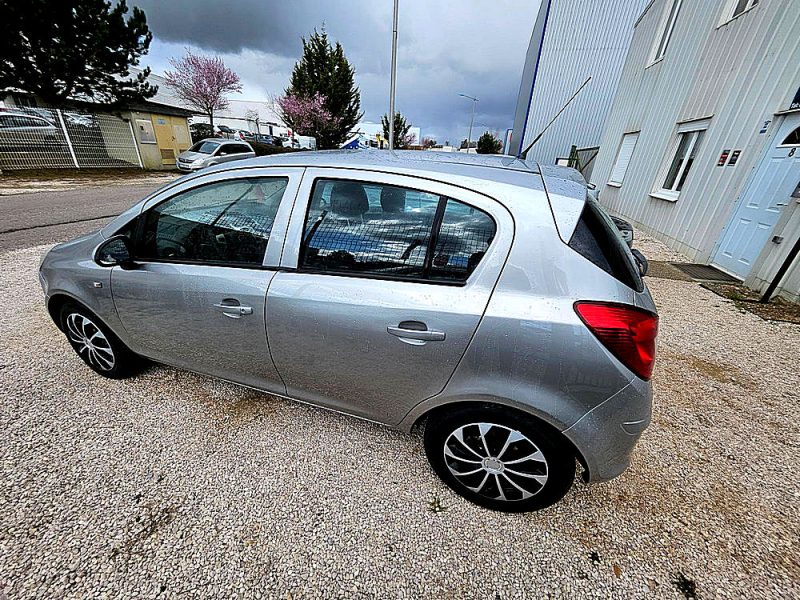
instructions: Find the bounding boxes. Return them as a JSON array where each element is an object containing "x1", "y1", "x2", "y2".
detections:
[
  {"x1": 276, "y1": 92, "x2": 336, "y2": 136},
  {"x1": 164, "y1": 51, "x2": 242, "y2": 130}
]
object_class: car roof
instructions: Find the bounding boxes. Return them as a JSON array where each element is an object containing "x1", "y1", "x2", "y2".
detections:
[
  {"x1": 197, "y1": 138, "x2": 246, "y2": 144},
  {"x1": 0, "y1": 111, "x2": 51, "y2": 120},
  {"x1": 199, "y1": 148, "x2": 586, "y2": 191}
]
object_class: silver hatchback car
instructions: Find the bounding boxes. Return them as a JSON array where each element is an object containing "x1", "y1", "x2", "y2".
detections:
[
  {"x1": 176, "y1": 138, "x2": 255, "y2": 172},
  {"x1": 39, "y1": 150, "x2": 658, "y2": 512}
]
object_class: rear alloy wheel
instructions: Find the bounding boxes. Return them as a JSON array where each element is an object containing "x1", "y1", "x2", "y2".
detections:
[
  {"x1": 425, "y1": 405, "x2": 575, "y2": 512},
  {"x1": 60, "y1": 303, "x2": 142, "y2": 379}
]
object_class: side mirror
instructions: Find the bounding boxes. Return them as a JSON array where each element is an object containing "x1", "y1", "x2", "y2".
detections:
[
  {"x1": 95, "y1": 235, "x2": 134, "y2": 269},
  {"x1": 631, "y1": 248, "x2": 649, "y2": 277}
]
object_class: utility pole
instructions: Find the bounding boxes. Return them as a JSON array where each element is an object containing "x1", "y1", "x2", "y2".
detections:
[
  {"x1": 388, "y1": 0, "x2": 399, "y2": 151},
  {"x1": 459, "y1": 93, "x2": 478, "y2": 152}
]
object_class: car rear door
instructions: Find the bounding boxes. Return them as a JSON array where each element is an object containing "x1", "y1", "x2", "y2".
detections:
[
  {"x1": 266, "y1": 168, "x2": 513, "y2": 425},
  {"x1": 110, "y1": 167, "x2": 303, "y2": 393}
]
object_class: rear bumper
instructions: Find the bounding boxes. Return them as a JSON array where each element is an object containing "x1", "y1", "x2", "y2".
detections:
[{"x1": 562, "y1": 375, "x2": 652, "y2": 483}]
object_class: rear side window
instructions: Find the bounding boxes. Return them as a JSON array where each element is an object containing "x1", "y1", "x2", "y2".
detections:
[
  {"x1": 568, "y1": 199, "x2": 643, "y2": 291},
  {"x1": 429, "y1": 200, "x2": 496, "y2": 281},
  {"x1": 299, "y1": 178, "x2": 496, "y2": 283}
]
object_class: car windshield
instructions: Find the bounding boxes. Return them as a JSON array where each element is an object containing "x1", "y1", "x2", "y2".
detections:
[{"x1": 190, "y1": 141, "x2": 219, "y2": 154}]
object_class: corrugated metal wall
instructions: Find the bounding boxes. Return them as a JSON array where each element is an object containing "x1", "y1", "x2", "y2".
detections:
[
  {"x1": 516, "y1": 0, "x2": 648, "y2": 164},
  {"x1": 592, "y1": 0, "x2": 800, "y2": 269}
]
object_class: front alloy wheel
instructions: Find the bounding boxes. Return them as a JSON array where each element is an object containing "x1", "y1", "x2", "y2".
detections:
[
  {"x1": 425, "y1": 405, "x2": 575, "y2": 512},
  {"x1": 65, "y1": 312, "x2": 116, "y2": 372},
  {"x1": 60, "y1": 303, "x2": 142, "y2": 379}
]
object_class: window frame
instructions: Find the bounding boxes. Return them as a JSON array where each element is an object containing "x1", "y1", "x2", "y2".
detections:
[
  {"x1": 295, "y1": 177, "x2": 496, "y2": 286},
  {"x1": 777, "y1": 126, "x2": 800, "y2": 148},
  {"x1": 607, "y1": 131, "x2": 640, "y2": 187},
  {"x1": 651, "y1": 118, "x2": 710, "y2": 202},
  {"x1": 123, "y1": 167, "x2": 304, "y2": 269},
  {"x1": 718, "y1": 0, "x2": 759, "y2": 26},
  {"x1": 647, "y1": 0, "x2": 683, "y2": 66},
  {"x1": 281, "y1": 168, "x2": 509, "y2": 288}
]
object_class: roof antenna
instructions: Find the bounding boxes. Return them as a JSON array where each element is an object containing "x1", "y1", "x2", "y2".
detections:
[{"x1": 518, "y1": 76, "x2": 591, "y2": 159}]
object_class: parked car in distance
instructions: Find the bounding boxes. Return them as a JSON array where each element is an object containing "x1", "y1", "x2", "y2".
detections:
[
  {"x1": 215, "y1": 125, "x2": 236, "y2": 137},
  {"x1": 39, "y1": 151, "x2": 658, "y2": 512},
  {"x1": 279, "y1": 136, "x2": 300, "y2": 149},
  {"x1": 295, "y1": 135, "x2": 317, "y2": 150},
  {"x1": 176, "y1": 138, "x2": 255, "y2": 172},
  {"x1": 254, "y1": 133, "x2": 280, "y2": 146},
  {"x1": 0, "y1": 110, "x2": 60, "y2": 150}
]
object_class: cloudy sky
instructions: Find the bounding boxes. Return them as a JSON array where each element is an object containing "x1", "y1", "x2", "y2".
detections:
[{"x1": 131, "y1": 0, "x2": 540, "y2": 144}]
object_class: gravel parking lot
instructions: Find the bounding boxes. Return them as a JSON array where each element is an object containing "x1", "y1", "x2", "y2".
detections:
[{"x1": 1, "y1": 237, "x2": 799, "y2": 598}]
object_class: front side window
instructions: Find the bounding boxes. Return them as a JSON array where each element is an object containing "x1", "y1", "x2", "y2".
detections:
[
  {"x1": 299, "y1": 179, "x2": 496, "y2": 283},
  {"x1": 136, "y1": 177, "x2": 288, "y2": 266},
  {"x1": 655, "y1": 121, "x2": 708, "y2": 200},
  {"x1": 650, "y1": 0, "x2": 683, "y2": 63}
]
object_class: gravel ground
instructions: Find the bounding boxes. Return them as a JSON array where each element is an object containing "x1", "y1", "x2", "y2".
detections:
[{"x1": 1, "y1": 238, "x2": 799, "y2": 599}]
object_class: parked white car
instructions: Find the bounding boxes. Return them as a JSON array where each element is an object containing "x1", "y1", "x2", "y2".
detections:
[{"x1": 295, "y1": 135, "x2": 317, "y2": 150}]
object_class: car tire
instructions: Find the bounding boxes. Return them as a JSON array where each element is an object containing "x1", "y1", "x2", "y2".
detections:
[
  {"x1": 59, "y1": 302, "x2": 143, "y2": 379},
  {"x1": 424, "y1": 404, "x2": 576, "y2": 512}
]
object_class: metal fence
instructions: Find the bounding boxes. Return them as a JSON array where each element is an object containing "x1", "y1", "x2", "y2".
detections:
[{"x1": 0, "y1": 106, "x2": 142, "y2": 170}]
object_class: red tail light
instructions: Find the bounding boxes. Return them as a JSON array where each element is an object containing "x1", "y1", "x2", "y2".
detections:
[{"x1": 575, "y1": 301, "x2": 658, "y2": 380}]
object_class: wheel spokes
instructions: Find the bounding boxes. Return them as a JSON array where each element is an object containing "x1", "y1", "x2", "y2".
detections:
[
  {"x1": 65, "y1": 312, "x2": 115, "y2": 371},
  {"x1": 443, "y1": 422, "x2": 549, "y2": 502}
]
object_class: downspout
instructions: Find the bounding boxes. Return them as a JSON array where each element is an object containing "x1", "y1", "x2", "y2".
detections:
[{"x1": 760, "y1": 234, "x2": 800, "y2": 303}]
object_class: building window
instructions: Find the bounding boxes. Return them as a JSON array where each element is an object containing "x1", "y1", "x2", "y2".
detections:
[
  {"x1": 721, "y1": 0, "x2": 759, "y2": 23},
  {"x1": 649, "y1": 0, "x2": 683, "y2": 64},
  {"x1": 608, "y1": 132, "x2": 640, "y2": 187},
  {"x1": 653, "y1": 119, "x2": 709, "y2": 201},
  {"x1": 12, "y1": 94, "x2": 37, "y2": 108},
  {"x1": 779, "y1": 126, "x2": 800, "y2": 147}
]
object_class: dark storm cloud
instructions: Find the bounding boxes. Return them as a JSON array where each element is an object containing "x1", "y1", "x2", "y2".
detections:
[{"x1": 132, "y1": 0, "x2": 539, "y2": 142}]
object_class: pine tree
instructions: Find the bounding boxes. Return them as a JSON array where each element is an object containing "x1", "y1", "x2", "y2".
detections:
[
  {"x1": 282, "y1": 28, "x2": 363, "y2": 149},
  {"x1": 0, "y1": 0, "x2": 156, "y2": 106},
  {"x1": 382, "y1": 111, "x2": 416, "y2": 149},
  {"x1": 477, "y1": 131, "x2": 503, "y2": 154}
]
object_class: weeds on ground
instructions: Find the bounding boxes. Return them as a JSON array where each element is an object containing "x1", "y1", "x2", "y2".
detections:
[{"x1": 428, "y1": 494, "x2": 447, "y2": 513}]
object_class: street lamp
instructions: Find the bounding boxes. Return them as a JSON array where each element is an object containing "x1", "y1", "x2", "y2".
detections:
[
  {"x1": 458, "y1": 93, "x2": 478, "y2": 152},
  {"x1": 388, "y1": 0, "x2": 399, "y2": 151}
]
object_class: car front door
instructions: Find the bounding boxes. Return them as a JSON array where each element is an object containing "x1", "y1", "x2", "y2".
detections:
[
  {"x1": 265, "y1": 168, "x2": 513, "y2": 425},
  {"x1": 110, "y1": 168, "x2": 303, "y2": 393}
]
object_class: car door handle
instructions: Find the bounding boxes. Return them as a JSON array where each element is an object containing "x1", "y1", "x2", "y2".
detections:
[
  {"x1": 213, "y1": 301, "x2": 253, "y2": 318},
  {"x1": 387, "y1": 324, "x2": 446, "y2": 342}
]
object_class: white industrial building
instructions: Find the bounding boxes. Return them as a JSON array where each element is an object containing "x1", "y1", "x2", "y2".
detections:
[
  {"x1": 591, "y1": 0, "x2": 800, "y2": 302},
  {"x1": 131, "y1": 69, "x2": 291, "y2": 137},
  {"x1": 508, "y1": 0, "x2": 648, "y2": 177}
]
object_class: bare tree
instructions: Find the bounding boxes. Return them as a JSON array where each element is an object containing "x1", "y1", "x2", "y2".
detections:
[
  {"x1": 244, "y1": 108, "x2": 260, "y2": 134},
  {"x1": 164, "y1": 51, "x2": 242, "y2": 130}
]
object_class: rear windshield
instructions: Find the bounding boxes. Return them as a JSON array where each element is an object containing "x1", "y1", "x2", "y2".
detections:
[
  {"x1": 190, "y1": 141, "x2": 219, "y2": 154},
  {"x1": 568, "y1": 199, "x2": 643, "y2": 291}
]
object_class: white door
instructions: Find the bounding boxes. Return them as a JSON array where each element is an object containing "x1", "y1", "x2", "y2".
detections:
[{"x1": 713, "y1": 114, "x2": 800, "y2": 278}]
